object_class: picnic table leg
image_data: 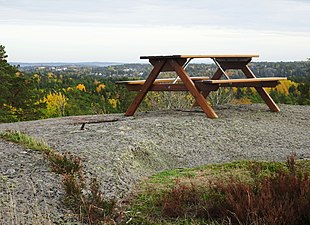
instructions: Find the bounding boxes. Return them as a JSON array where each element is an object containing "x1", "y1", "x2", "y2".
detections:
[
  {"x1": 242, "y1": 65, "x2": 280, "y2": 112},
  {"x1": 125, "y1": 60, "x2": 166, "y2": 116},
  {"x1": 192, "y1": 68, "x2": 224, "y2": 107},
  {"x1": 169, "y1": 59, "x2": 218, "y2": 118}
]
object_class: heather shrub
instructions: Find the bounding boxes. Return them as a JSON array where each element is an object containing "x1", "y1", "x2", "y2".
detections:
[
  {"x1": 211, "y1": 169, "x2": 310, "y2": 224},
  {"x1": 160, "y1": 180, "x2": 208, "y2": 218},
  {"x1": 153, "y1": 154, "x2": 310, "y2": 225},
  {"x1": 211, "y1": 154, "x2": 310, "y2": 225},
  {"x1": 46, "y1": 151, "x2": 83, "y2": 175}
]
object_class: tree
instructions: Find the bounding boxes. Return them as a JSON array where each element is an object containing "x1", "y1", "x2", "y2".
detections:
[
  {"x1": 0, "y1": 44, "x2": 39, "y2": 122},
  {"x1": 0, "y1": 45, "x2": 18, "y2": 121},
  {"x1": 296, "y1": 61, "x2": 310, "y2": 105},
  {"x1": 41, "y1": 92, "x2": 68, "y2": 118}
]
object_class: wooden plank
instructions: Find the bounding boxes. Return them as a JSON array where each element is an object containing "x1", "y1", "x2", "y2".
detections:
[
  {"x1": 124, "y1": 80, "x2": 280, "y2": 92},
  {"x1": 140, "y1": 54, "x2": 259, "y2": 59},
  {"x1": 116, "y1": 78, "x2": 174, "y2": 85},
  {"x1": 125, "y1": 60, "x2": 166, "y2": 116},
  {"x1": 124, "y1": 84, "x2": 188, "y2": 91},
  {"x1": 168, "y1": 59, "x2": 218, "y2": 119},
  {"x1": 217, "y1": 81, "x2": 280, "y2": 88},
  {"x1": 204, "y1": 77, "x2": 287, "y2": 84},
  {"x1": 116, "y1": 76, "x2": 210, "y2": 85},
  {"x1": 150, "y1": 58, "x2": 187, "y2": 72},
  {"x1": 124, "y1": 83, "x2": 219, "y2": 92},
  {"x1": 214, "y1": 61, "x2": 250, "y2": 69}
]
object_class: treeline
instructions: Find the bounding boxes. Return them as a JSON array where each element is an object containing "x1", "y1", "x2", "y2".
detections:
[
  {"x1": 1, "y1": 44, "x2": 309, "y2": 123},
  {"x1": 0, "y1": 45, "x2": 136, "y2": 122},
  {"x1": 19, "y1": 61, "x2": 309, "y2": 81}
]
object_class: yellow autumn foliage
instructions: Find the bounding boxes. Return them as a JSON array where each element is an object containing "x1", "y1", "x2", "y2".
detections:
[
  {"x1": 96, "y1": 83, "x2": 106, "y2": 93},
  {"x1": 42, "y1": 92, "x2": 68, "y2": 117},
  {"x1": 108, "y1": 98, "x2": 118, "y2": 109},
  {"x1": 266, "y1": 80, "x2": 299, "y2": 95},
  {"x1": 76, "y1": 83, "x2": 86, "y2": 92},
  {"x1": 33, "y1": 74, "x2": 41, "y2": 82},
  {"x1": 232, "y1": 80, "x2": 299, "y2": 96},
  {"x1": 66, "y1": 87, "x2": 74, "y2": 92},
  {"x1": 2, "y1": 103, "x2": 21, "y2": 114},
  {"x1": 47, "y1": 72, "x2": 55, "y2": 79}
]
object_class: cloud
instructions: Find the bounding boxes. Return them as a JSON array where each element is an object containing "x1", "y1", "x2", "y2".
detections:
[
  {"x1": 2, "y1": 24, "x2": 309, "y2": 62},
  {"x1": 1, "y1": 0, "x2": 309, "y2": 62},
  {"x1": 1, "y1": 0, "x2": 310, "y2": 32}
]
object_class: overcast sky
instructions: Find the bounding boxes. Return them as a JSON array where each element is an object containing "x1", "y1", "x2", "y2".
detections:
[{"x1": 1, "y1": 0, "x2": 310, "y2": 62}]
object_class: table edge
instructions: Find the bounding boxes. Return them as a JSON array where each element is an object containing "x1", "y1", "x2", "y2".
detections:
[{"x1": 140, "y1": 54, "x2": 260, "y2": 59}]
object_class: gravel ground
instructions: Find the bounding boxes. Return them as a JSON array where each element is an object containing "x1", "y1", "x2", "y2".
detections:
[
  {"x1": 0, "y1": 104, "x2": 309, "y2": 223},
  {"x1": 0, "y1": 140, "x2": 79, "y2": 224}
]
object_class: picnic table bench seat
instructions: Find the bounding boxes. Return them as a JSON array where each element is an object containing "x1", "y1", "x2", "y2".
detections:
[
  {"x1": 117, "y1": 77, "x2": 287, "y2": 92},
  {"x1": 201, "y1": 77, "x2": 287, "y2": 88},
  {"x1": 116, "y1": 77, "x2": 211, "y2": 91},
  {"x1": 115, "y1": 76, "x2": 210, "y2": 85},
  {"x1": 203, "y1": 77, "x2": 287, "y2": 84}
]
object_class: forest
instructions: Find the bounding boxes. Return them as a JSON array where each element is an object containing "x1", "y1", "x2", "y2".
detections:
[{"x1": 1, "y1": 44, "x2": 309, "y2": 123}]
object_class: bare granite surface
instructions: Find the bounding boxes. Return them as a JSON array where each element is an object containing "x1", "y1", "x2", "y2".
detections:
[{"x1": 0, "y1": 104, "x2": 309, "y2": 224}]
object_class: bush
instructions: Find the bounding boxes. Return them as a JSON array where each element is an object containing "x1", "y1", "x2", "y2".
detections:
[
  {"x1": 157, "y1": 154, "x2": 310, "y2": 225},
  {"x1": 160, "y1": 180, "x2": 208, "y2": 218}
]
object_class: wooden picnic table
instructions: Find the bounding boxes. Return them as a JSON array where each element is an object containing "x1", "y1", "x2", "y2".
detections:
[{"x1": 116, "y1": 55, "x2": 287, "y2": 118}]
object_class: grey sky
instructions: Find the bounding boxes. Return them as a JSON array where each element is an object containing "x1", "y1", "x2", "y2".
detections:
[{"x1": 1, "y1": 0, "x2": 310, "y2": 62}]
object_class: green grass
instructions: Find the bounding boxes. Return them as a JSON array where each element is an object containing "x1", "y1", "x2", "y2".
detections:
[
  {"x1": 0, "y1": 130, "x2": 82, "y2": 175},
  {"x1": 142, "y1": 160, "x2": 287, "y2": 190},
  {"x1": 0, "y1": 130, "x2": 52, "y2": 153}
]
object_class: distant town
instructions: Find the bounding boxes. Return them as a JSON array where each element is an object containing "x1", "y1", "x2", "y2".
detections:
[{"x1": 11, "y1": 61, "x2": 310, "y2": 80}]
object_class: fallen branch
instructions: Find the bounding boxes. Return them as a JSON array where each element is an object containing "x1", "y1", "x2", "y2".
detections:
[{"x1": 73, "y1": 118, "x2": 119, "y2": 130}]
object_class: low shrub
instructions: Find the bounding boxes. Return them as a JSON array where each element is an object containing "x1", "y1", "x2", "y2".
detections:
[
  {"x1": 154, "y1": 154, "x2": 310, "y2": 225},
  {"x1": 63, "y1": 175, "x2": 121, "y2": 224},
  {"x1": 46, "y1": 151, "x2": 83, "y2": 175},
  {"x1": 160, "y1": 180, "x2": 208, "y2": 218},
  {"x1": 211, "y1": 154, "x2": 310, "y2": 225}
]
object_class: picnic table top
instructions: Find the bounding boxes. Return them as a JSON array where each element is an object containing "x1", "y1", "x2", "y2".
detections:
[{"x1": 140, "y1": 54, "x2": 260, "y2": 59}]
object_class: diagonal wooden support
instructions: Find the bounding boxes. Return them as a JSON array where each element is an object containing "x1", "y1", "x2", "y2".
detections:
[
  {"x1": 192, "y1": 68, "x2": 224, "y2": 107},
  {"x1": 125, "y1": 60, "x2": 166, "y2": 116},
  {"x1": 168, "y1": 59, "x2": 218, "y2": 118},
  {"x1": 242, "y1": 65, "x2": 280, "y2": 112}
]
